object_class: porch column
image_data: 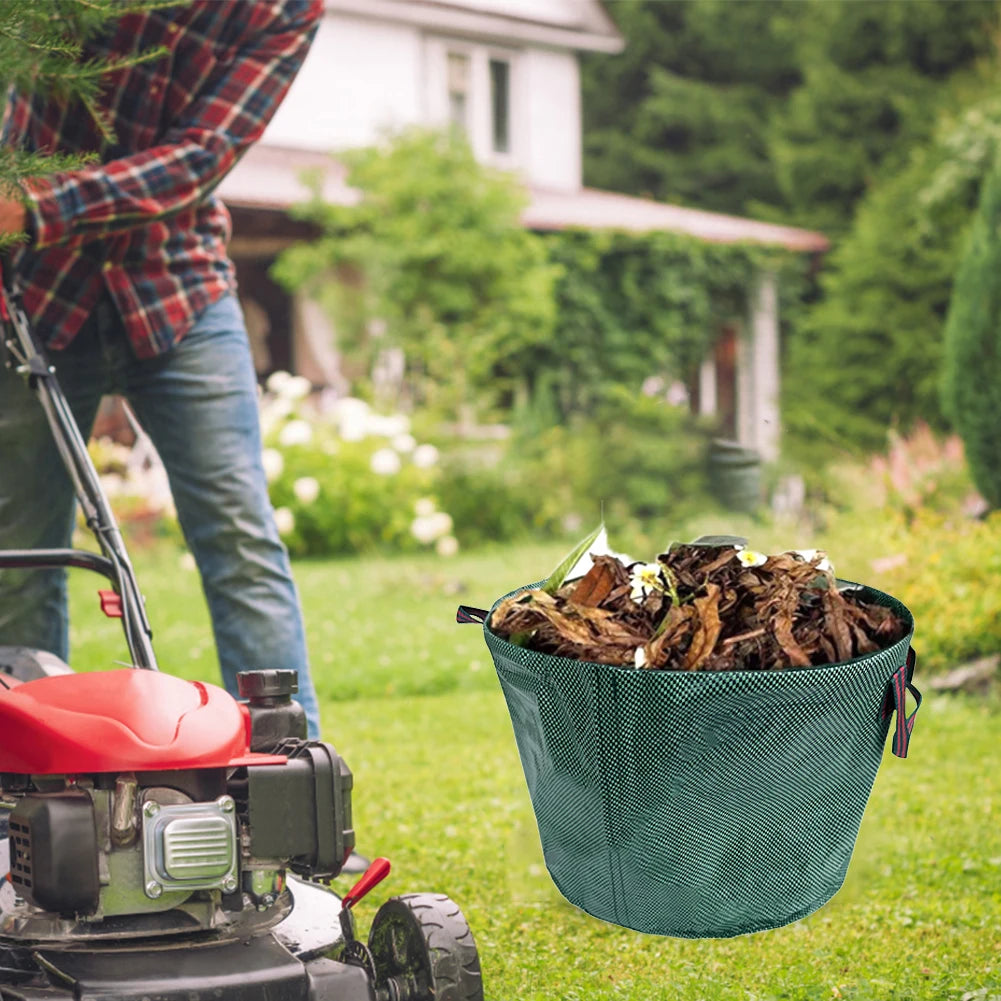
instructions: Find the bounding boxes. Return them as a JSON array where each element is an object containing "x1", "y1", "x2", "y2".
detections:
[{"x1": 737, "y1": 270, "x2": 780, "y2": 462}]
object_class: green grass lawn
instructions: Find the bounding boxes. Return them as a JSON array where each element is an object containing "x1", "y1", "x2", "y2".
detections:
[{"x1": 68, "y1": 541, "x2": 1000, "y2": 1001}]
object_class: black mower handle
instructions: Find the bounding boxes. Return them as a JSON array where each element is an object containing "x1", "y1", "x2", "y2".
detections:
[{"x1": 0, "y1": 549, "x2": 117, "y2": 580}]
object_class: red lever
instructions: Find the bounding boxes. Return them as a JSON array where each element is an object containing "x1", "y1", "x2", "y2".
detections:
[
  {"x1": 98, "y1": 589, "x2": 123, "y2": 618},
  {"x1": 341, "y1": 857, "x2": 391, "y2": 910}
]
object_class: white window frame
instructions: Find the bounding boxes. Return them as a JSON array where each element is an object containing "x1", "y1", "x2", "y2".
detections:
[{"x1": 422, "y1": 35, "x2": 523, "y2": 170}]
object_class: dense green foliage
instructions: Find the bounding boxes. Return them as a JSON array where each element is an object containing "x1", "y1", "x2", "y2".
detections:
[
  {"x1": 273, "y1": 129, "x2": 559, "y2": 421},
  {"x1": 274, "y1": 129, "x2": 782, "y2": 434},
  {"x1": 941, "y1": 156, "x2": 1001, "y2": 508},
  {"x1": 767, "y1": 0, "x2": 997, "y2": 234},
  {"x1": 506, "y1": 386, "x2": 718, "y2": 541},
  {"x1": 581, "y1": 0, "x2": 1001, "y2": 456},
  {"x1": 581, "y1": 0, "x2": 801, "y2": 216},
  {"x1": 783, "y1": 91, "x2": 1001, "y2": 456},
  {"x1": 274, "y1": 131, "x2": 784, "y2": 530},
  {"x1": 585, "y1": 0, "x2": 997, "y2": 232},
  {"x1": 783, "y1": 147, "x2": 971, "y2": 452},
  {"x1": 266, "y1": 436, "x2": 441, "y2": 559},
  {"x1": 538, "y1": 230, "x2": 776, "y2": 422}
]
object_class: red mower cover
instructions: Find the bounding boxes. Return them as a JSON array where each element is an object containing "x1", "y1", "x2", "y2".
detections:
[{"x1": 0, "y1": 670, "x2": 286, "y2": 773}]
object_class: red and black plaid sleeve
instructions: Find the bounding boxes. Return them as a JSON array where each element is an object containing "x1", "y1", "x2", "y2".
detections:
[{"x1": 5, "y1": 0, "x2": 322, "y2": 357}]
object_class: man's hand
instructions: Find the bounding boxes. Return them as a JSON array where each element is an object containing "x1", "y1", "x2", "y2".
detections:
[{"x1": 0, "y1": 196, "x2": 27, "y2": 237}]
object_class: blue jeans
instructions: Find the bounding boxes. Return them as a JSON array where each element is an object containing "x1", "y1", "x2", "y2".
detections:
[{"x1": 0, "y1": 293, "x2": 321, "y2": 737}]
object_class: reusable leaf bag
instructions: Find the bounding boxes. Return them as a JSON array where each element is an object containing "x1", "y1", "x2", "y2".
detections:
[{"x1": 457, "y1": 581, "x2": 918, "y2": 938}]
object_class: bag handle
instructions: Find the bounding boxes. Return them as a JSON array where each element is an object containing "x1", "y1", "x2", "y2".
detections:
[
  {"x1": 456, "y1": 605, "x2": 489, "y2": 624},
  {"x1": 882, "y1": 647, "x2": 922, "y2": 758}
]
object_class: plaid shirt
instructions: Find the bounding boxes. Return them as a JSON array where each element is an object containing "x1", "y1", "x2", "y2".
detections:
[{"x1": 3, "y1": 0, "x2": 321, "y2": 358}]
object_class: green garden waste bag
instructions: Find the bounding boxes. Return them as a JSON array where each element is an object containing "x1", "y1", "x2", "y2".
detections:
[{"x1": 457, "y1": 581, "x2": 919, "y2": 938}]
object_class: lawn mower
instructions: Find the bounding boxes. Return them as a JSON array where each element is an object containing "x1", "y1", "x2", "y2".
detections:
[{"x1": 0, "y1": 275, "x2": 483, "y2": 1001}]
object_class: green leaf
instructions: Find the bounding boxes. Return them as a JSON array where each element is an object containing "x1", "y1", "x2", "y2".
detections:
[{"x1": 541, "y1": 523, "x2": 605, "y2": 596}]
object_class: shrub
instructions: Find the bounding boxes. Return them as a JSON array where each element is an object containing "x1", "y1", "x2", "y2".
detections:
[
  {"x1": 430, "y1": 386, "x2": 720, "y2": 552},
  {"x1": 512, "y1": 386, "x2": 719, "y2": 542},
  {"x1": 941, "y1": 154, "x2": 1001, "y2": 509},
  {"x1": 260, "y1": 379, "x2": 458, "y2": 558},
  {"x1": 783, "y1": 89, "x2": 1001, "y2": 460},
  {"x1": 272, "y1": 128, "x2": 559, "y2": 423},
  {"x1": 813, "y1": 422, "x2": 981, "y2": 523},
  {"x1": 832, "y1": 508, "x2": 1001, "y2": 676},
  {"x1": 434, "y1": 460, "x2": 562, "y2": 550}
]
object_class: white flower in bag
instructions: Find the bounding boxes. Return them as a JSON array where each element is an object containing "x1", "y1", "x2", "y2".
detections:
[{"x1": 630, "y1": 563, "x2": 664, "y2": 601}]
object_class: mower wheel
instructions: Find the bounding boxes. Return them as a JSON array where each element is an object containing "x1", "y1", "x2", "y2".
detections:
[{"x1": 367, "y1": 893, "x2": 483, "y2": 1001}]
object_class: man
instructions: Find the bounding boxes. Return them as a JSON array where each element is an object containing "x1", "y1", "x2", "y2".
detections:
[{"x1": 0, "y1": 1, "x2": 323, "y2": 736}]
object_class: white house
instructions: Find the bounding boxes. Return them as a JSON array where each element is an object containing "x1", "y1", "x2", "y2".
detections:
[{"x1": 218, "y1": 0, "x2": 828, "y2": 462}]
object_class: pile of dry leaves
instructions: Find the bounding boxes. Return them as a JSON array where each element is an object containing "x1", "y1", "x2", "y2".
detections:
[{"x1": 490, "y1": 542, "x2": 907, "y2": 671}]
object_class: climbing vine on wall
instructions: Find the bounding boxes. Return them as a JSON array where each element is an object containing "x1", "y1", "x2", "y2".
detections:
[{"x1": 535, "y1": 229, "x2": 800, "y2": 424}]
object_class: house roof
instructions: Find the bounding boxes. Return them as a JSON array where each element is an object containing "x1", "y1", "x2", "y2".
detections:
[
  {"x1": 524, "y1": 186, "x2": 829, "y2": 253},
  {"x1": 219, "y1": 144, "x2": 829, "y2": 254},
  {"x1": 323, "y1": 0, "x2": 625, "y2": 53}
]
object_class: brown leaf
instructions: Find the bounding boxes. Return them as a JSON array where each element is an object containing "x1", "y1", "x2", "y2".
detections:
[
  {"x1": 535, "y1": 608, "x2": 595, "y2": 646},
  {"x1": 822, "y1": 589, "x2": 854, "y2": 662},
  {"x1": 769, "y1": 589, "x2": 812, "y2": 668},
  {"x1": 571, "y1": 559, "x2": 616, "y2": 607},
  {"x1": 682, "y1": 584, "x2": 723, "y2": 670},
  {"x1": 597, "y1": 618, "x2": 650, "y2": 647},
  {"x1": 696, "y1": 547, "x2": 741, "y2": 576},
  {"x1": 647, "y1": 605, "x2": 693, "y2": 668}
]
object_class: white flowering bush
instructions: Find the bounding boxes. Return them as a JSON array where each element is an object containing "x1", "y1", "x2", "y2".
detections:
[
  {"x1": 260, "y1": 373, "x2": 460, "y2": 557},
  {"x1": 84, "y1": 375, "x2": 463, "y2": 558}
]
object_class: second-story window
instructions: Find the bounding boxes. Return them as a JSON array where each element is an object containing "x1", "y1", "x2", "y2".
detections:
[
  {"x1": 447, "y1": 51, "x2": 471, "y2": 134},
  {"x1": 489, "y1": 57, "x2": 511, "y2": 154}
]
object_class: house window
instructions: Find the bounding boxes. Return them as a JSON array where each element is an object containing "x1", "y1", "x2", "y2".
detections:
[
  {"x1": 489, "y1": 58, "x2": 511, "y2": 154},
  {"x1": 447, "y1": 51, "x2": 470, "y2": 134}
]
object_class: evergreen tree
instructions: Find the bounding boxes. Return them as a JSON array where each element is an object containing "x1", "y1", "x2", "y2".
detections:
[
  {"x1": 941, "y1": 156, "x2": 1001, "y2": 509},
  {"x1": 783, "y1": 89, "x2": 1001, "y2": 456},
  {"x1": 582, "y1": 0, "x2": 802, "y2": 217},
  {"x1": 769, "y1": 0, "x2": 998, "y2": 235},
  {"x1": 582, "y1": 0, "x2": 997, "y2": 231},
  {"x1": 0, "y1": 0, "x2": 163, "y2": 242}
]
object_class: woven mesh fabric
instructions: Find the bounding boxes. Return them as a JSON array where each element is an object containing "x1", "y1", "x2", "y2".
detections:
[{"x1": 482, "y1": 581, "x2": 915, "y2": 937}]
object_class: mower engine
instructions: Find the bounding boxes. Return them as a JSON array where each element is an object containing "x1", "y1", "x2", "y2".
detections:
[
  {"x1": 0, "y1": 664, "x2": 488, "y2": 1001},
  {"x1": 1, "y1": 668, "x2": 349, "y2": 940}
]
